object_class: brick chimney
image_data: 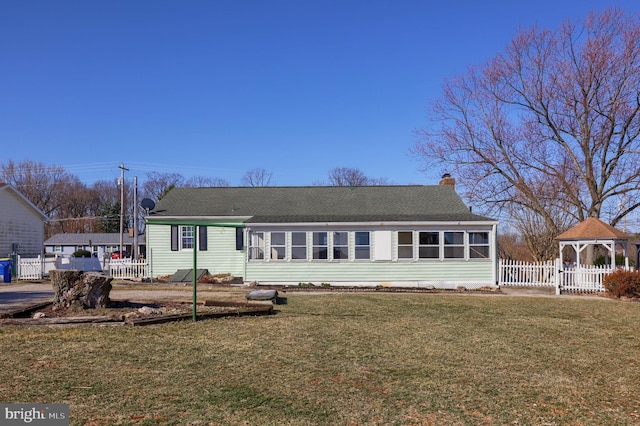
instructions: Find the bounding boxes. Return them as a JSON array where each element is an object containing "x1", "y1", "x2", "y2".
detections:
[{"x1": 439, "y1": 173, "x2": 455, "y2": 190}]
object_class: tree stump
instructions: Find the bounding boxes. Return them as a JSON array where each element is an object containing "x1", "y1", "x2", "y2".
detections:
[{"x1": 50, "y1": 270, "x2": 113, "y2": 309}]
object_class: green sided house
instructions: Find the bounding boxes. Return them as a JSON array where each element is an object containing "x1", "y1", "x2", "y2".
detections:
[{"x1": 145, "y1": 182, "x2": 499, "y2": 288}]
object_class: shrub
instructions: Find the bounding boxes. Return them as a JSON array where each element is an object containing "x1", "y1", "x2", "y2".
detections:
[
  {"x1": 72, "y1": 249, "x2": 92, "y2": 258},
  {"x1": 603, "y1": 270, "x2": 640, "y2": 298},
  {"x1": 595, "y1": 254, "x2": 634, "y2": 268}
]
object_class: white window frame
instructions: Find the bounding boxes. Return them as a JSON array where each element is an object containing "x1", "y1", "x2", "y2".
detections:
[
  {"x1": 354, "y1": 231, "x2": 371, "y2": 260},
  {"x1": 443, "y1": 231, "x2": 465, "y2": 259},
  {"x1": 270, "y1": 232, "x2": 286, "y2": 260},
  {"x1": 469, "y1": 231, "x2": 490, "y2": 259},
  {"x1": 312, "y1": 231, "x2": 328, "y2": 260},
  {"x1": 291, "y1": 232, "x2": 307, "y2": 261},
  {"x1": 332, "y1": 231, "x2": 349, "y2": 261},
  {"x1": 249, "y1": 231, "x2": 265, "y2": 260},
  {"x1": 418, "y1": 231, "x2": 440, "y2": 259},
  {"x1": 180, "y1": 225, "x2": 195, "y2": 250},
  {"x1": 397, "y1": 231, "x2": 414, "y2": 260}
]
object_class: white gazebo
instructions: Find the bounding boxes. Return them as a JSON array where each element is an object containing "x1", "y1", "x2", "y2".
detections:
[{"x1": 556, "y1": 217, "x2": 631, "y2": 269}]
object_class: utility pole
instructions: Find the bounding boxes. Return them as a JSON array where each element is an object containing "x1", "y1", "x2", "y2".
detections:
[
  {"x1": 119, "y1": 164, "x2": 129, "y2": 257},
  {"x1": 133, "y1": 176, "x2": 138, "y2": 259}
]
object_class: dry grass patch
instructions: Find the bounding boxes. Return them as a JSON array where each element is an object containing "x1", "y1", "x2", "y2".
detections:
[{"x1": 1, "y1": 293, "x2": 640, "y2": 425}]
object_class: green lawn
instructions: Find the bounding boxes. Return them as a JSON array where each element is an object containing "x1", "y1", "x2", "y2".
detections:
[{"x1": 1, "y1": 292, "x2": 640, "y2": 425}]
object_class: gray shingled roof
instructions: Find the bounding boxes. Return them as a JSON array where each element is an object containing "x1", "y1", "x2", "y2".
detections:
[
  {"x1": 44, "y1": 233, "x2": 145, "y2": 245},
  {"x1": 149, "y1": 186, "x2": 494, "y2": 223}
]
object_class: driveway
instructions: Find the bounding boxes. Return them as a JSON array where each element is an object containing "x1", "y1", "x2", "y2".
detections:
[{"x1": 0, "y1": 282, "x2": 54, "y2": 314}]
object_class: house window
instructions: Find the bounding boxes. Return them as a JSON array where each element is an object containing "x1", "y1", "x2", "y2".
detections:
[
  {"x1": 333, "y1": 231, "x2": 349, "y2": 260},
  {"x1": 291, "y1": 232, "x2": 307, "y2": 260},
  {"x1": 313, "y1": 232, "x2": 328, "y2": 260},
  {"x1": 469, "y1": 232, "x2": 490, "y2": 258},
  {"x1": 398, "y1": 231, "x2": 413, "y2": 259},
  {"x1": 354, "y1": 231, "x2": 370, "y2": 260},
  {"x1": 53, "y1": 246, "x2": 62, "y2": 253},
  {"x1": 270, "y1": 232, "x2": 286, "y2": 260},
  {"x1": 418, "y1": 232, "x2": 439, "y2": 259},
  {"x1": 249, "y1": 232, "x2": 264, "y2": 260},
  {"x1": 181, "y1": 226, "x2": 195, "y2": 250},
  {"x1": 444, "y1": 232, "x2": 464, "y2": 258}
]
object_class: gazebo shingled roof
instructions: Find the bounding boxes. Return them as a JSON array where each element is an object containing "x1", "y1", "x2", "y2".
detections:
[
  {"x1": 556, "y1": 217, "x2": 630, "y2": 269},
  {"x1": 556, "y1": 217, "x2": 632, "y2": 240}
]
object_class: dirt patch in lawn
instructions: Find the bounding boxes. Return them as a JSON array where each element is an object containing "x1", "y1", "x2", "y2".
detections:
[
  {"x1": 34, "y1": 300, "x2": 230, "y2": 320},
  {"x1": 1, "y1": 299, "x2": 274, "y2": 326}
]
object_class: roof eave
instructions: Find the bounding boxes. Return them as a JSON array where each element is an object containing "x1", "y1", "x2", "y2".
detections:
[
  {"x1": 246, "y1": 220, "x2": 498, "y2": 227},
  {"x1": 146, "y1": 215, "x2": 251, "y2": 222}
]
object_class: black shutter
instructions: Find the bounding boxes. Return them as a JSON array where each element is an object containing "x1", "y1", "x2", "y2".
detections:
[
  {"x1": 199, "y1": 226, "x2": 208, "y2": 251},
  {"x1": 171, "y1": 225, "x2": 179, "y2": 251},
  {"x1": 236, "y1": 228, "x2": 244, "y2": 250}
]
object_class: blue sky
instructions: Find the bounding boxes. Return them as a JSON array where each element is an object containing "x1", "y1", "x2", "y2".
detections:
[{"x1": 2, "y1": 0, "x2": 639, "y2": 187}]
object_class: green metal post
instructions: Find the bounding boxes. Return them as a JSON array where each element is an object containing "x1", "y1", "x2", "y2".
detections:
[{"x1": 192, "y1": 227, "x2": 198, "y2": 322}]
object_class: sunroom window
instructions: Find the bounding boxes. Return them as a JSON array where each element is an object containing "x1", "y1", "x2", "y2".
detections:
[
  {"x1": 333, "y1": 231, "x2": 349, "y2": 260},
  {"x1": 249, "y1": 232, "x2": 264, "y2": 260},
  {"x1": 418, "y1": 232, "x2": 439, "y2": 259},
  {"x1": 444, "y1": 232, "x2": 464, "y2": 258},
  {"x1": 270, "y1": 232, "x2": 286, "y2": 260},
  {"x1": 313, "y1": 232, "x2": 328, "y2": 260},
  {"x1": 291, "y1": 232, "x2": 307, "y2": 260},
  {"x1": 469, "y1": 232, "x2": 490, "y2": 258},
  {"x1": 398, "y1": 231, "x2": 414, "y2": 259},
  {"x1": 354, "y1": 231, "x2": 370, "y2": 260}
]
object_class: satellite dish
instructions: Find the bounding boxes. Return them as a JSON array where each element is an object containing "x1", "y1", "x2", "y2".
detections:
[{"x1": 140, "y1": 198, "x2": 156, "y2": 211}]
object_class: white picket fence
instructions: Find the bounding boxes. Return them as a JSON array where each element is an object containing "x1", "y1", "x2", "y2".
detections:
[
  {"x1": 560, "y1": 264, "x2": 611, "y2": 294},
  {"x1": 14, "y1": 255, "x2": 614, "y2": 292},
  {"x1": 498, "y1": 258, "x2": 614, "y2": 294},
  {"x1": 106, "y1": 259, "x2": 148, "y2": 280},
  {"x1": 16, "y1": 255, "x2": 47, "y2": 280},
  {"x1": 499, "y1": 259, "x2": 557, "y2": 287},
  {"x1": 14, "y1": 255, "x2": 148, "y2": 281}
]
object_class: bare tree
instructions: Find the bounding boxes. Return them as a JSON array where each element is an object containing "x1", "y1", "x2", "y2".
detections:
[
  {"x1": 91, "y1": 179, "x2": 128, "y2": 233},
  {"x1": 0, "y1": 160, "x2": 75, "y2": 217},
  {"x1": 142, "y1": 171, "x2": 184, "y2": 201},
  {"x1": 322, "y1": 167, "x2": 392, "y2": 186},
  {"x1": 143, "y1": 171, "x2": 230, "y2": 201},
  {"x1": 414, "y1": 9, "x2": 640, "y2": 260},
  {"x1": 52, "y1": 178, "x2": 99, "y2": 235},
  {"x1": 184, "y1": 176, "x2": 230, "y2": 187},
  {"x1": 497, "y1": 232, "x2": 535, "y2": 262},
  {"x1": 240, "y1": 168, "x2": 273, "y2": 187},
  {"x1": 0, "y1": 160, "x2": 88, "y2": 238}
]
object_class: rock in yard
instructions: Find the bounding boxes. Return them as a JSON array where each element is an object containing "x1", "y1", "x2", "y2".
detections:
[
  {"x1": 246, "y1": 289, "x2": 278, "y2": 301},
  {"x1": 138, "y1": 306, "x2": 163, "y2": 315}
]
